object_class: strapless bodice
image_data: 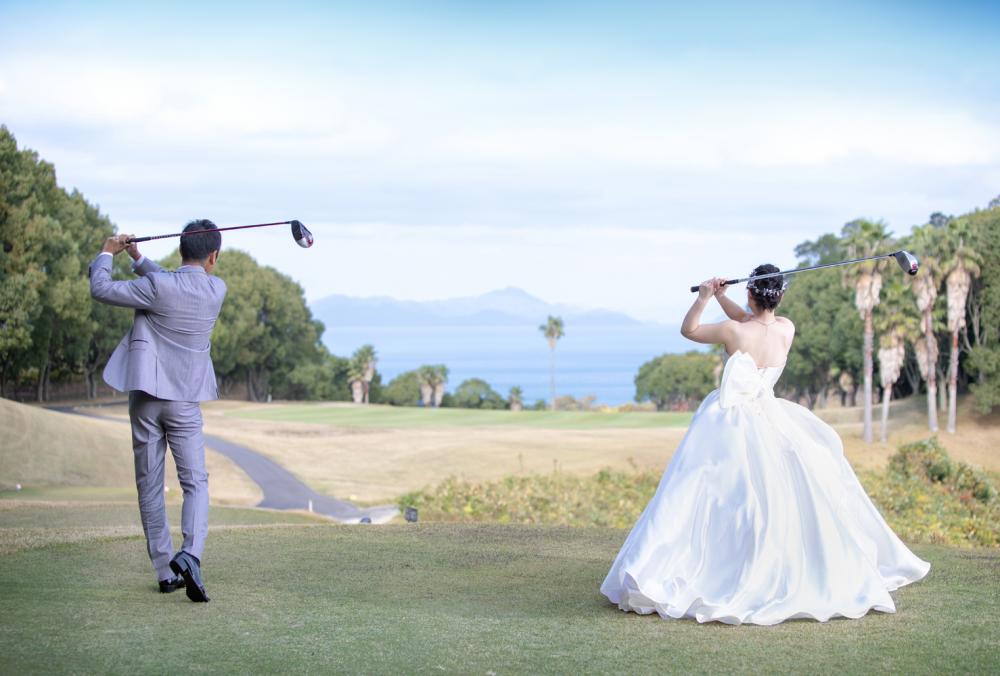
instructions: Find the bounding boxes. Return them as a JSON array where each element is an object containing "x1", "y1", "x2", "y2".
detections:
[{"x1": 718, "y1": 351, "x2": 785, "y2": 410}]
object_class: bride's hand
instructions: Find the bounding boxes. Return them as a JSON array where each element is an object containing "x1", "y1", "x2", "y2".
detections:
[{"x1": 698, "y1": 279, "x2": 717, "y2": 301}]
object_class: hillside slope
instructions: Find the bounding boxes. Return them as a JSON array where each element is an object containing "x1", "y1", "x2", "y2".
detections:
[{"x1": 0, "y1": 399, "x2": 260, "y2": 504}]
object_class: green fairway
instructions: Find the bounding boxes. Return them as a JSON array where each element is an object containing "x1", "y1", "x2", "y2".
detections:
[
  {"x1": 0, "y1": 497, "x2": 324, "y2": 555},
  {"x1": 1, "y1": 509, "x2": 996, "y2": 673},
  {"x1": 229, "y1": 403, "x2": 693, "y2": 429}
]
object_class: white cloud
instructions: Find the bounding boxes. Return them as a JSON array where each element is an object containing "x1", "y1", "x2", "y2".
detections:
[
  {"x1": 2, "y1": 40, "x2": 998, "y2": 323},
  {"x1": 4, "y1": 55, "x2": 998, "y2": 173},
  {"x1": 441, "y1": 102, "x2": 1000, "y2": 169}
]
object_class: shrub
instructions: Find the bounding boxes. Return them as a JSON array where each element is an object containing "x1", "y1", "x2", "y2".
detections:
[
  {"x1": 399, "y1": 437, "x2": 1000, "y2": 547},
  {"x1": 889, "y1": 437, "x2": 996, "y2": 504}
]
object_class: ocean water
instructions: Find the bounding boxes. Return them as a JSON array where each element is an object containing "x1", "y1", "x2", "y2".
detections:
[{"x1": 320, "y1": 323, "x2": 691, "y2": 406}]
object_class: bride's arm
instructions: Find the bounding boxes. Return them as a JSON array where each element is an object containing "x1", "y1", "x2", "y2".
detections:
[
  {"x1": 714, "y1": 281, "x2": 751, "y2": 322},
  {"x1": 681, "y1": 279, "x2": 736, "y2": 345}
]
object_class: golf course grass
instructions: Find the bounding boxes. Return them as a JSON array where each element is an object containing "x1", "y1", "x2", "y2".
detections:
[
  {"x1": 1, "y1": 499, "x2": 997, "y2": 673},
  {"x1": 228, "y1": 403, "x2": 693, "y2": 429}
]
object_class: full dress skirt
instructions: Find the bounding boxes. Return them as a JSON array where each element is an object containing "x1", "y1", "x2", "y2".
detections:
[{"x1": 600, "y1": 351, "x2": 930, "y2": 625}]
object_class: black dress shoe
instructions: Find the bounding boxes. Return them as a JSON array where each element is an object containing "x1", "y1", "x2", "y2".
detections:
[
  {"x1": 169, "y1": 551, "x2": 210, "y2": 603},
  {"x1": 158, "y1": 575, "x2": 186, "y2": 593}
]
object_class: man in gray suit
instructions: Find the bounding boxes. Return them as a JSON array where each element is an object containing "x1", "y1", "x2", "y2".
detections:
[{"x1": 90, "y1": 220, "x2": 227, "y2": 602}]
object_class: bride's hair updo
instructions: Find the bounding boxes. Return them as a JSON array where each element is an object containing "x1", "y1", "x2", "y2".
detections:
[{"x1": 747, "y1": 263, "x2": 786, "y2": 311}]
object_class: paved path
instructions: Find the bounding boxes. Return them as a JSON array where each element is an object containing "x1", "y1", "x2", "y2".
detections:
[
  {"x1": 55, "y1": 402, "x2": 399, "y2": 524},
  {"x1": 203, "y1": 433, "x2": 398, "y2": 523}
]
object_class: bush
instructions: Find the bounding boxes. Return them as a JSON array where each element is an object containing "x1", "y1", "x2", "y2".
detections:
[
  {"x1": 399, "y1": 437, "x2": 1000, "y2": 547},
  {"x1": 634, "y1": 351, "x2": 718, "y2": 411},
  {"x1": 447, "y1": 378, "x2": 506, "y2": 409},
  {"x1": 553, "y1": 394, "x2": 597, "y2": 411},
  {"x1": 889, "y1": 437, "x2": 954, "y2": 484},
  {"x1": 400, "y1": 468, "x2": 660, "y2": 528},
  {"x1": 857, "y1": 438, "x2": 998, "y2": 547},
  {"x1": 381, "y1": 370, "x2": 422, "y2": 407},
  {"x1": 889, "y1": 437, "x2": 996, "y2": 504}
]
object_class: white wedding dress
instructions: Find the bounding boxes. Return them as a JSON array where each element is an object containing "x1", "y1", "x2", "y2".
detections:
[{"x1": 601, "y1": 350, "x2": 930, "y2": 625}]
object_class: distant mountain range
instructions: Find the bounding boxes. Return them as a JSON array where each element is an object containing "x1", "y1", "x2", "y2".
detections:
[
  {"x1": 310, "y1": 286, "x2": 649, "y2": 328},
  {"x1": 309, "y1": 287, "x2": 700, "y2": 404}
]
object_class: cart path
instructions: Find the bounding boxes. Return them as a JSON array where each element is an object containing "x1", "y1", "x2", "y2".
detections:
[{"x1": 54, "y1": 402, "x2": 399, "y2": 524}]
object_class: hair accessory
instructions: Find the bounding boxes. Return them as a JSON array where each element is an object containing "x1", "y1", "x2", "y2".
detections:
[{"x1": 746, "y1": 276, "x2": 788, "y2": 298}]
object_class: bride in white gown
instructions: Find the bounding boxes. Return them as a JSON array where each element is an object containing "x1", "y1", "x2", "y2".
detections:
[{"x1": 601, "y1": 265, "x2": 930, "y2": 625}]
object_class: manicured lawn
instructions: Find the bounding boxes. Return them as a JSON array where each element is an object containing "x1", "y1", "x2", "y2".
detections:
[
  {"x1": 0, "y1": 497, "x2": 323, "y2": 555},
  {"x1": 229, "y1": 403, "x2": 693, "y2": 429},
  {"x1": 1, "y1": 509, "x2": 996, "y2": 673}
]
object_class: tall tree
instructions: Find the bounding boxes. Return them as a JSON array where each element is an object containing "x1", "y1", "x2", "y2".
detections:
[
  {"x1": 431, "y1": 365, "x2": 448, "y2": 407},
  {"x1": 780, "y1": 265, "x2": 862, "y2": 408},
  {"x1": 539, "y1": 315, "x2": 564, "y2": 410},
  {"x1": 966, "y1": 205, "x2": 1000, "y2": 413},
  {"x1": 841, "y1": 219, "x2": 892, "y2": 443},
  {"x1": 941, "y1": 219, "x2": 982, "y2": 432},
  {"x1": 350, "y1": 344, "x2": 377, "y2": 404},
  {"x1": 0, "y1": 128, "x2": 106, "y2": 401},
  {"x1": 416, "y1": 366, "x2": 435, "y2": 407},
  {"x1": 508, "y1": 385, "x2": 524, "y2": 412},
  {"x1": 347, "y1": 357, "x2": 366, "y2": 404},
  {"x1": 874, "y1": 279, "x2": 918, "y2": 442},
  {"x1": 906, "y1": 223, "x2": 944, "y2": 431},
  {"x1": 415, "y1": 364, "x2": 449, "y2": 408}
]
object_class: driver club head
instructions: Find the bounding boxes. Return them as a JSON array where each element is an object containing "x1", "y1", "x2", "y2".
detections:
[
  {"x1": 290, "y1": 220, "x2": 314, "y2": 248},
  {"x1": 893, "y1": 250, "x2": 919, "y2": 276}
]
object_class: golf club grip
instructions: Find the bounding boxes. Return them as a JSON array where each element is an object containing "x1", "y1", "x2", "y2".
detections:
[
  {"x1": 690, "y1": 279, "x2": 739, "y2": 293},
  {"x1": 128, "y1": 233, "x2": 181, "y2": 243}
]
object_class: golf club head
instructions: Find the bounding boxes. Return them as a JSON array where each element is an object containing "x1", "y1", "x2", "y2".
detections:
[
  {"x1": 290, "y1": 220, "x2": 314, "y2": 248},
  {"x1": 893, "y1": 250, "x2": 919, "y2": 276}
]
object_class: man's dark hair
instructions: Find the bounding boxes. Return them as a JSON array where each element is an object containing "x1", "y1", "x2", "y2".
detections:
[{"x1": 179, "y1": 219, "x2": 222, "y2": 262}]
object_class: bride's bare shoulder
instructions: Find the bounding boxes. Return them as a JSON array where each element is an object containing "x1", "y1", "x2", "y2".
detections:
[{"x1": 776, "y1": 316, "x2": 796, "y2": 333}]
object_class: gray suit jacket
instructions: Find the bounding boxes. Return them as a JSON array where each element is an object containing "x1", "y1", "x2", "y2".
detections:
[{"x1": 89, "y1": 254, "x2": 227, "y2": 402}]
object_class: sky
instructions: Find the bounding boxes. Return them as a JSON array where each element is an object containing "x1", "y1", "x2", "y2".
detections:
[{"x1": 2, "y1": 0, "x2": 999, "y2": 322}]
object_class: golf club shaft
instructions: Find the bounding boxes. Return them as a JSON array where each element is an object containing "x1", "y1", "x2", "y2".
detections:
[
  {"x1": 128, "y1": 221, "x2": 294, "y2": 243},
  {"x1": 688, "y1": 252, "x2": 898, "y2": 293}
]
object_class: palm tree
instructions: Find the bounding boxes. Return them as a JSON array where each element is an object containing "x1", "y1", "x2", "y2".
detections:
[
  {"x1": 875, "y1": 279, "x2": 919, "y2": 442},
  {"x1": 417, "y1": 364, "x2": 448, "y2": 408},
  {"x1": 416, "y1": 365, "x2": 435, "y2": 407},
  {"x1": 539, "y1": 315, "x2": 564, "y2": 409},
  {"x1": 907, "y1": 223, "x2": 943, "y2": 431},
  {"x1": 941, "y1": 221, "x2": 982, "y2": 433},
  {"x1": 351, "y1": 344, "x2": 377, "y2": 404},
  {"x1": 431, "y1": 365, "x2": 449, "y2": 408},
  {"x1": 347, "y1": 357, "x2": 366, "y2": 404},
  {"x1": 508, "y1": 385, "x2": 524, "y2": 412},
  {"x1": 841, "y1": 219, "x2": 892, "y2": 443}
]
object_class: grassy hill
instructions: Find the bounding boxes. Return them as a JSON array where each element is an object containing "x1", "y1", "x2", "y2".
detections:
[
  {"x1": 0, "y1": 398, "x2": 137, "y2": 490},
  {"x1": 0, "y1": 506, "x2": 996, "y2": 673},
  {"x1": 0, "y1": 399, "x2": 260, "y2": 505}
]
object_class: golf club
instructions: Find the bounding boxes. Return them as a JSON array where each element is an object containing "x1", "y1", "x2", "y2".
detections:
[
  {"x1": 127, "y1": 220, "x2": 314, "y2": 249},
  {"x1": 689, "y1": 250, "x2": 919, "y2": 293}
]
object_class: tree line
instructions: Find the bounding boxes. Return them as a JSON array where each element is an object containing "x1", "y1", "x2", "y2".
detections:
[
  {"x1": 5, "y1": 124, "x2": 996, "y2": 424},
  {"x1": 0, "y1": 128, "x2": 537, "y2": 406},
  {"x1": 0, "y1": 127, "x2": 340, "y2": 402},
  {"x1": 634, "y1": 203, "x2": 1000, "y2": 442}
]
